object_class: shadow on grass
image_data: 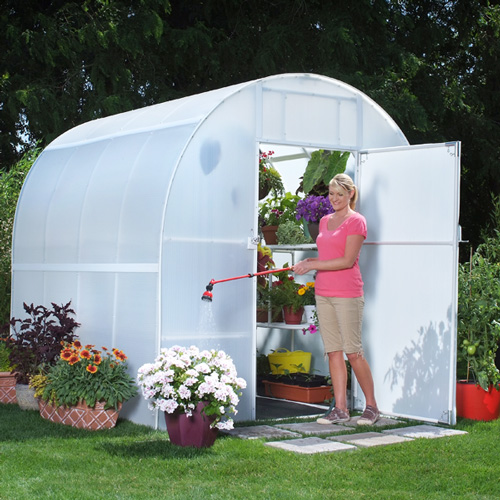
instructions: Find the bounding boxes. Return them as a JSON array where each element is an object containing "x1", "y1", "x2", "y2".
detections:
[
  {"x1": 0, "y1": 402, "x2": 156, "y2": 442},
  {"x1": 0, "y1": 402, "x2": 230, "y2": 459},
  {"x1": 99, "y1": 436, "x2": 223, "y2": 459}
]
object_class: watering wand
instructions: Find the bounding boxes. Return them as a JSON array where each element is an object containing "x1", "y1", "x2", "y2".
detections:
[{"x1": 201, "y1": 266, "x2": 293, "y2": 302}]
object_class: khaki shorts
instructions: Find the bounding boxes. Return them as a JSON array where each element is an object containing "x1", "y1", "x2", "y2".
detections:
[{"x1": 315, "y1": 295, "x2": 364, "y2": 355}]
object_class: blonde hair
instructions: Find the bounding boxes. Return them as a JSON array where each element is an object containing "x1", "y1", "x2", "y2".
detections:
[{"x1": 329, "y1": 173, "x2": 358, "y2": 210}]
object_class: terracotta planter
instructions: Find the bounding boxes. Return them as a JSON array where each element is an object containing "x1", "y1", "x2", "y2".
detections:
[
  {"x1": 256, "y1": 307, "x2": 269, "y2": 323},
  {"x1": 15, "y1": 383, "x2": 39, "y2": 410},
  {"x1": 261, "y1": 225, "x2": 278, "y2": 245},
  {"x1": 0, "y1": 372, "x2": 17, "y2": 404},
  {"x1": 39, "y1": 399, "x2": 122, "y2": 430},
  {"x1": 164, "y1": 401, "x2": 218, "y2": 448},
  {"x1": 456, "y1": 381, "x2": 500, "y2": 421},
  {"x1": 283, "y1": 306, "x2": 304, "y2": 325},
  {"x1": 263, "y1": 380, "x2": 332, "y2": 404}
]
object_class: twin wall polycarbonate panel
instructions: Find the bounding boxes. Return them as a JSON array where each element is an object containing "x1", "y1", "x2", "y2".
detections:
[
  {"x1": 12, "y1": 124, "x2": 197, "y2": 428},
  {"x1": 160, "y1": 88, "x2": 258, "y2": 423},
  {"x1": 15, "y1": 125, "x2": 194, "y2": 265},
  {"x1": 356, "y1": 143, "x2": 460, "y2": 424},
  {"x1": 260, "y1": 75, "x2": 407, "y2": 150}
]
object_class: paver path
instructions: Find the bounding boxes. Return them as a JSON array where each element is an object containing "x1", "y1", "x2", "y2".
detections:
[{"x1": 223, "y1": 417, "x2": 468, "y2": 454}]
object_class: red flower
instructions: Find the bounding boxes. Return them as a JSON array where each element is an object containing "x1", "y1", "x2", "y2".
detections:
[
  {"x1": 80, "y1": 349, "x2": 91, "y2": 360},
  {"x1": 68, "y1": 354, "x2": 80, "y2": 365},
  {"x1": 86, "y1": 365, "x2": 98, "y2": 374},
  {"x1": 114, "y1": 350, "x2": 127, "y2": 362},
  {"x1": 73, "y1": 340, "x2": 82, "y2": 349},
  {"x1": 60, "y1": 349, "x2": 72, "y2": 361},
  {"x1": 94, "y1": 354, "x2": 102, "y2": 365}
]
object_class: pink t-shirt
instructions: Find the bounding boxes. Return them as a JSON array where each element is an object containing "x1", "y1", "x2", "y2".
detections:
[{"x1": 314, "y1": 212, "x2": 367, "y2": 298}]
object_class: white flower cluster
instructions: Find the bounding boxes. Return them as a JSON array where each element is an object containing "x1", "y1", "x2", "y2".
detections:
[{"x1": 137, "y1": 345, "x2": 246, "y2": 430}]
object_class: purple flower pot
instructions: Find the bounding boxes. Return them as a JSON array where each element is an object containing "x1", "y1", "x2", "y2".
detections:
[{"x1": 164, "y1": 401, "x2": 218, "y2": 448}]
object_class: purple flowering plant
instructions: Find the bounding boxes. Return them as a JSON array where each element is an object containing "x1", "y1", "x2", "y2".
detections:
[{"x1": 296, "y1": 195, "x2": 333, "y2": 223}]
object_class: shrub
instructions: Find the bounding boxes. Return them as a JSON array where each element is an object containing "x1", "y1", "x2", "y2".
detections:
[
  {"x1": 0, "y1": 148, "x2": 41, "y2": 325},
  {"x1": 8, "y1": 301, "x2": 80, "y2": 384}
]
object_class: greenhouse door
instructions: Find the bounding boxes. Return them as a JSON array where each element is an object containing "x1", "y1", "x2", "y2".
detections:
[{"x1": 354, "y1": 142, "x2": 460, "y2": 425}]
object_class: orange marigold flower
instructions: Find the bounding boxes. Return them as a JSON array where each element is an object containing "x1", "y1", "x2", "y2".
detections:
[
  {"x1": 86, "y1": 364, "x2": 98, "y2": 374},
  {"x1": 94, "y1": 354, "x2": 102, "y2": 365},
  {"x1": 68, "y1": 354, "x2": 80, "y2": 365},
  {"x1": 80, "y1": 349, "x2": 91, "y2": 360}
]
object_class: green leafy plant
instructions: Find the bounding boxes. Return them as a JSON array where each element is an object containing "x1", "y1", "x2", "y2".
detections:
[
  {"x1": 301, "y1": 150, "x2": 350, "y2": 195},
  {"x1": 0, "y1": 148, "x2": 40, "y2": 325},
  {"x1": 8, "y1": 301, "x2": 80, "y2": 384},
  {"x1": 257, "y1": 243, "x2": 275, "y2": 308},
  {"x1": 457, "y1": 250, "x2": 500, "y2": 391},
  {"x1": 259, "y1": 150, "x2": 284, "y2": 198},
  {"x1": 258, "y1": 192, "x2": 302, "y2": 227},
  {"x1": 276, "y1": 220, "x2": 311, "y2": 245},
  {"x1": 256, "y1": 350, "x2": 271, "y2": 377},
  {"x1": 266, "y1": 265, "x2": 308, "y2": 315},
  {"x1": 41, "y1": 341, "x2": 137, "y2": 410},
  {"x1": 0, "y1": 335, "x2": 14, "y2": 372},
  {"x1": 457, "y1": 196, "x2": 500, "y2": 391}
]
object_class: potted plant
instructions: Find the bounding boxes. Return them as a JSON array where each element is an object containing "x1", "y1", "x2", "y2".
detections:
[
  {"x1": 266, "y1": 266, "x2": 309, "y2": 324},
  {"x1": 456, "y1": 220, "x2": 500, "y2": 420},
  {"x1": 263, "y1": 360, "x2": 332, "y2": 404},
  {"x1": 299, "y1": 282, "x2": 317, "y2": 324},
  {"x1": 0, "y1": 334, "x2": 16, "y2": 404},
  {"x1": 258, "y1": 192, "x2": 302, "y2": 245},
  {"x1": 259, "y1": 150, "x2": 284, "y2": 200},
  {"x1": 37, "y1": 340, "x2": 138, "y2": 430},
  {"x1": 137, "y1": 345, "x2": 247, "y2": 448},
  {"x1": 299, "y1": 149, "x2": 350, "y2": 196},
  {"x1": 256, "y1": 244, "x2": 276, "y2": 322},
  {"x1": 7, "y1": 301, "x2": 80, "y2": 410},
  {"x1": 295, "y1": 194, "x2": 334, "y2": 241},
  {"x1": 276, "y1": 220, "x2": 311, "y2": 245}
]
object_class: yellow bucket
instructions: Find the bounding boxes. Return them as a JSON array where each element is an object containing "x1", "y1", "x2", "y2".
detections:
[{"x1": 268, "y1": 348, "x2": 312, "y2": 374}]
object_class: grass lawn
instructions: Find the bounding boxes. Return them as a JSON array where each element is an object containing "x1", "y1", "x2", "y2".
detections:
[{"x1": 0, "y1": 402, "x2": 499, "y2": 499}]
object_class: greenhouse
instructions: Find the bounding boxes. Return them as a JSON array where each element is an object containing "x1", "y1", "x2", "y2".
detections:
[{"x1": 11, "y1": 73, "x2": 461, "y2": 427}]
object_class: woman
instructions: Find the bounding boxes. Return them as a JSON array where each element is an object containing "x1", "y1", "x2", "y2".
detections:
[{"x1": 293, "y1": 173, "x2": 379, "y2": 425}]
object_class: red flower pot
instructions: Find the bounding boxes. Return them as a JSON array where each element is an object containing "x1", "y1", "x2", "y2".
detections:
[
  {"x1": 283, "y1": 306, "x2": 304, "y2": 325},
  {"x1": 456, "y1": 381, "x2": 500, "y2": 421}
]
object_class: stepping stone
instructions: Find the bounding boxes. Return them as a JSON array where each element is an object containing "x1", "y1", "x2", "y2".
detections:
[
  {"x1": 223, "y1": 425, "x2": 301, "y2": 440},
  {"x1": 328, "y1": 431, "x2": 413, "y2": 448},
  {"x1": 265, "y1": 437, "x2": 357, "y2": 454},
  {"x1": 340, "y1": 416, "x2": 402, "y2": 428},
  {"x1": 275, "y1": 422, "x2": 349, "y2": 435},
  {"x1": 383, "y1": 424, "x2": 468, "y2": 439}
]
